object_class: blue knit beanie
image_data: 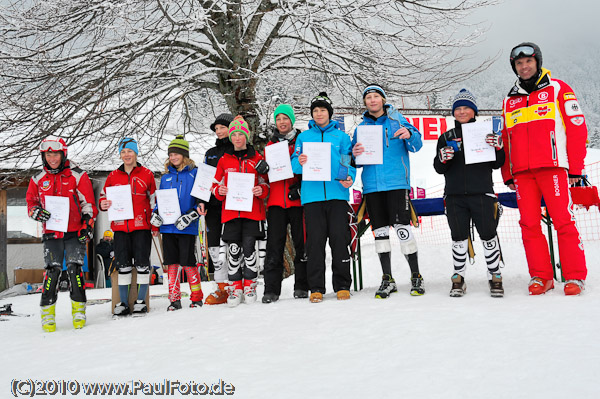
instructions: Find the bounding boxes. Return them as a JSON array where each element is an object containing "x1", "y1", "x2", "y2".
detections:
[
  {"x1": 118, "y1": 137, "x2": 139, "y2": 155},
  {"x1": 452, "y1": 89, "x2": 478, "y2": 115}
]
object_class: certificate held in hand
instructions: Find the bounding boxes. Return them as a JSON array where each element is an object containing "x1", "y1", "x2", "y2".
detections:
[
  {"x1": 355, "y1": 125, "x2": 383, "y2": 165},
  {"x1": 265, "y1": 141, "x2": 294, "y2": 183},
  {"x1": 106, "y1": 185, "x2": 134, "y2": 222},
  {"x1": 191, "y1": 163, "x2": 217, "y2": 202},
  {"x1": 302, "y1": 142, "x2": 331, "y2": 181},
  {"x1": 156, "y1": 188, "x2": 182, "y2": 225},
  {"x1": 462, "y1": 119, "x2": 496, "y2": 165},
  {"x1": 225, "y1": 172, "x2": 255, "y2": 212},
  {"x1": 44, "y1": 195, "x2": 70, "y2": 232}
]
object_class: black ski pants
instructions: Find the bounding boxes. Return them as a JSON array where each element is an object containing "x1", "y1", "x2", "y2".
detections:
[
  {"x1": 304, "y1": 200, "x2": 352, "y2": 294},
  {"x1": 41, "y1": 235, "x2": 87, "y2": 306},
  {"x1": 263, "y1": 206, "x2": 308, "y2": 295},
  {"x1": 445, "y1": 194, "x2": 498, "y2": 241}
]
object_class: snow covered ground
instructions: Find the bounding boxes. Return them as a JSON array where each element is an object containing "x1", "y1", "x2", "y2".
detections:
[{"x1": 1, "y1": 238, "x2": 598, "y2": 399}]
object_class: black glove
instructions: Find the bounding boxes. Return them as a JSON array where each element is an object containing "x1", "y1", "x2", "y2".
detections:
[
  {"x1": 255, "y1": 160, "x2": 270, "y2": 174},
  {"x1": 175, "y1": 209, "x2": 200, "y2": 231},
  {"x1": 150, "y1": 211, "x2": 163, "y2": 227},
  {"x1": 78, "y1": 215, "x2": 94, "y2": 244},
  {"x1": 505, "y1": 179, "x2": 514, "y2": 187},
  {"x1": 485, "y1": 133, "x2": 503, "y2": 149},
  {"x1": 29, "y1": 206, "x2": 51, "y2": 222},
  {"x1": 439, "y1": 146, "x2": 455, "y2": 163},
  {"x1": 288, "y1": 183, "x2": 301, "y2": 201}
]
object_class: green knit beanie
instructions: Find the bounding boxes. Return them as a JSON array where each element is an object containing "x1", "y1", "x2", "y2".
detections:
[
  {"x1": 168, "y1": 135, "x2": 190, "y2": 158},
  {"x1": 274, "y1": 104, "x2": 296, "y2": 126}
]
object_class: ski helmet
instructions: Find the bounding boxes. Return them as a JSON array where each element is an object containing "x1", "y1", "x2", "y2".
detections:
[
  {"x1": 509, "y1": 42, "x2": 542, "y2": 75},
  {"x1": 40, "y1": 137, "x2": 68, "y2": 172}
]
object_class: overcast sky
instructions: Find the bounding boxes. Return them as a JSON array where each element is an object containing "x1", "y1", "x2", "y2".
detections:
[{"x1": 471, "y1": 0, "x2": 598, "y2": 70}]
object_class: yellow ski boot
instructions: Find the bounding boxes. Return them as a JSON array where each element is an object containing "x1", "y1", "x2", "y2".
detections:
[
  {"x1": 71, "y1": 300, "x2": 86, "y2": 329},
  {"x1": 41, "y1": 304, "x2": 56, "y2": 333}
]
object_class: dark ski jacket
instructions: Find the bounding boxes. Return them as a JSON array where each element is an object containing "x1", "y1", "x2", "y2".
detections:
[{"x1": 433, "y1": 118, "x2": 505, "y2": 196}]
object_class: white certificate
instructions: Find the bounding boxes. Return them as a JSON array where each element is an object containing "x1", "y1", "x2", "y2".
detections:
[
  {"x1": 265, "y1": 141, "x2": 294, "y2": 183},
  {"x1": 302, "y1": 142, "x2": 331, "y2": 181},
  {"x1": 44, "y1": 196, "x2": 69, "y2": 232},
  {"x1": 355, "y1": 125, "x2": 383, "y2": 165},
  {"x1": 106, "y1": 185, "x2": 134, "y2": 222},
  {"x1": 462, "y1": 120, "x2": 496, "y2": 165},
  {"x1": 225, "y1": 172, "x2": 255, "y2": 212},
  {"x1": 191, "y1": 163, "x2": 217, "y2": 202},
  {"x1": 156, "y1": 188, "x2": 181, "y2": 225}
]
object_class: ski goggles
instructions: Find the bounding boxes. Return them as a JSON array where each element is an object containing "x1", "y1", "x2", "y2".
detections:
[
  {"x1": 40, "y1": 140, "x2": 64, "y2": 152},
  {"x1": 510, "y1": 45, "x2": 536, "y2": 61}
]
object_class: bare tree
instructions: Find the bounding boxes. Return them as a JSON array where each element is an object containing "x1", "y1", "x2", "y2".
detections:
[{"x1": 0, "y1": 0, "x2": 497, "y2": 169}]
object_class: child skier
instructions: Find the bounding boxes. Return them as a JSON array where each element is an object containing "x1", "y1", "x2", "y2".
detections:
[
  {"x1": 151, "y1": 135, "x2": 204, "y2": 310},
  {"x1": 290, "y1": 92, "x2": 356, "y2": 303},
  {"x1": 99, "y1": 138, "x2": 157, "y2": 316},
  {"x1": 212, "y1": 117, "x2": 269, "y2": 307},
  {"x1": 433, "y1": 89, "x2": 505, "y2": 297},
  {"x1": 262, "y1": 104, "x2": 308, "y2": 303},
  {"x1": 26, "y1": 137, "x2": 98, "y2": 332},
  {"x1": 201, "y1": 113, "x2": 234, "y2": 305},
  {"x1": 351, "y1": 84, "x2": 425, "y2": 298}
]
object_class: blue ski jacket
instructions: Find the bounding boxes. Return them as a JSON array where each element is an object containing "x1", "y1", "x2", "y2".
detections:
[
  {"x1": 157, "y1": 164, "x2": 199, "y2": 235},
  {"x1": 352, "y1": 104, "x2": 422, "y2": 194},
  {"x1": 291, "y1": 120, "x2": 356, "y2": 205}
]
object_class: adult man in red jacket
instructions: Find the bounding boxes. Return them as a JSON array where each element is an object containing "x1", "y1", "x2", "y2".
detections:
[
  {"x1": 501, "y1": 42, "x2": 587, "y2": 295},
  {"x1": 26, "y1": 137, "x2": 98, "y2": 332}
]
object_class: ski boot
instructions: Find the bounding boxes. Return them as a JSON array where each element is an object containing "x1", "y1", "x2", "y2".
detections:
[
  {"x1": 167, "y1": 300, "x2": 182, "y2": 311},
  {"x1": 41, "y1": 304, "x2": 56, "y2": 333},
  {"x1": 113, "y1": 302, "x2": 130, "y2": 317},
  {"x1": 243, "y1": 280, "x2": 258, "y2": 304},
  {"x1": 190, "y1": 301, "x2": 203, "y2": 308},
  {"x1": 450, "y1": 273, "x2": 466, "y2": 297},
  {"x1": 528, "y1": 277, "x2": 554, "y2": 295},
  {"x1": 262, "y1": 293, "x2": 279, "y2": 303},
  {"x1": 489, "y1": 273, "x2": 504, "y2": 298},
  {"x1": 564, "y1": 279, "x2": 585, "y2": 296},
  {"x1": 71, "y1": 300, "x2": 86, "y2": 329},
  {"x1": 293, "y1": 290, "x2": 308, "y2": 299},
  {"x1": 227, "y1": 281, "x2": 244, "y2": 308},
  {"x1": 132, "y1": 299, "x2": 148, "y2": 316},
  {"x1": 375, "y1": 274, "x2": 397, "y2": 299},
  {"x1": 204, "y1": 282, "x2": 228, "y2": 305},
  {"x1": 410, "y1": 273, "x2": 425, "y2": 296}
]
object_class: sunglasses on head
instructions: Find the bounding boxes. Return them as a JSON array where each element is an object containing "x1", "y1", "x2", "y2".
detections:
[{"x1": 510, "y1": 45, "x2": 536, "y2": 60}]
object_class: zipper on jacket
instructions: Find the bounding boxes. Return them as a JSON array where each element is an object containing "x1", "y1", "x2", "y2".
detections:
[
  {"x1": 385, "y1": 127, "x2": 389, "y2": 148},
  {"x1": 321, "y1": 130, "x2": 327, "y2": 200},
  {"x1": 550, "y1": 131, "x2": 557, "y2": 161}
]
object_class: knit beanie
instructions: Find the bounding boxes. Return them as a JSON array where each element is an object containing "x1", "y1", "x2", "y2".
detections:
[
  {"x1": 228, "y1": 119, "x2": 250, "y2": 141},
  {"x1": 363, "y1": 84, "x2": 386, "y2": 99},
  {"x1": 210, "y1": 113, "x2": 234, "y2": 132},
  {"x1": 273, "y1": 104, "x2": 296, "y2": 126},
  {"x1": 310, "y1": 92, "x2": 334, "y2": 119},
  {"x1": 118, "y1": 137, "x2": 139, "y2": 155},
  {"x1": 168, "y1": 135, "x2": 190, "y2": 158},
  {"x1": 452, "y1": 89, "x2": 478, "y2": 116}
]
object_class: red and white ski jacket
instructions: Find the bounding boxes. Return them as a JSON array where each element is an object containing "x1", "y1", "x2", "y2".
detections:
[
  {"x1": 212, "y1": 145, "x2": 269, "y2": 224},
  {"x1": 26, "y1": 161, "x2": 98, "y2": 239},
  {"x1": 265, "y1": 132, "x2": 302, "y2": 209},
  {"x1": 501, "y1": 68, "x2": 588, "y2": 183},
  {"x1": 99, "y1": 163, "x2": 157, "y2": 232}
]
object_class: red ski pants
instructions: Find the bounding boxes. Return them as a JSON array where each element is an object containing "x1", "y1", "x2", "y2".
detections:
[
  {"x1": 167, "y1": 264, "x2": 204, "y2": 302},
  {"x1": 514, "y1": 168, "x2": 587, "y2": 280}
]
